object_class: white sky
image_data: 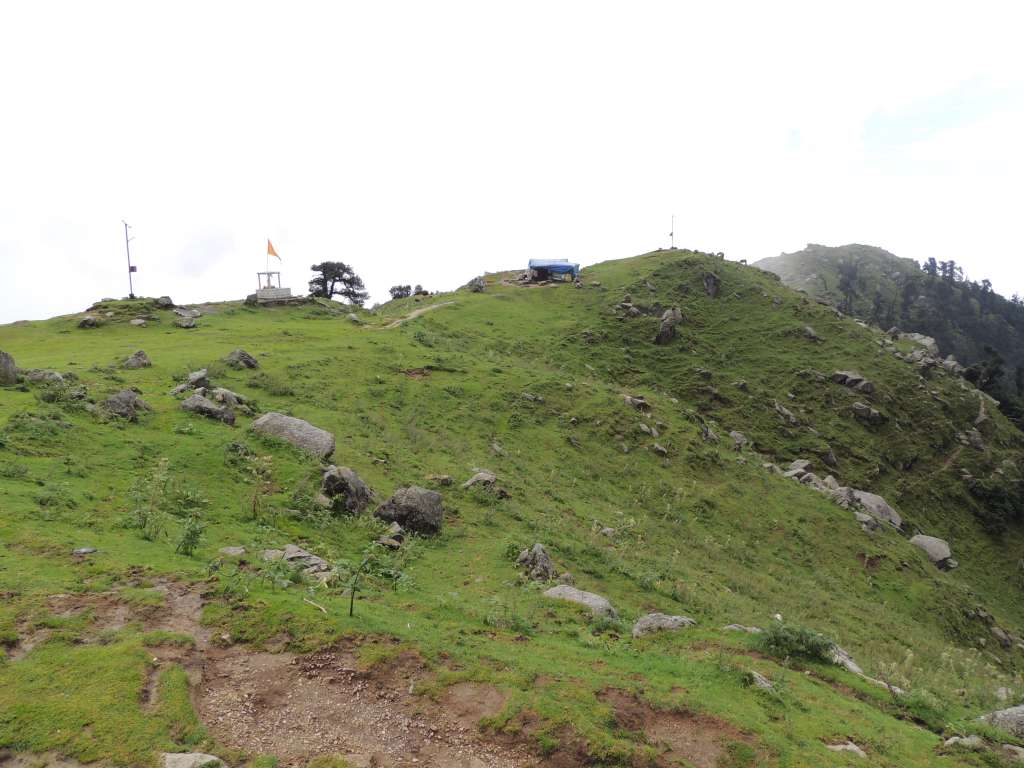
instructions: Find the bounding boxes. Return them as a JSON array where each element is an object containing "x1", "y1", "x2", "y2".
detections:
[{"x1": 2, "y1": 1, "x2": 1023, "y2": 322}]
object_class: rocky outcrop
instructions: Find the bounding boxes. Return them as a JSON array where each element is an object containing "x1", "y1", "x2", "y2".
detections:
[
  {"x1": 123, "y1": 350, "x2": 152, "y2": 369},
  {"x1": 252, "y1": 412, "x2": 335, "y2": 458},
  {"x1": 703, "y1": 272, "x2": 721, "y2": 298},
  {"x1": 155, "y1": 296, "x2": 174, "y2": 309},
  {"x1": 374, "y1": 486, "x2": 444, "y2": 535},
  {"x1": 852, "y1": 490, "x2": 902, "y2": 528},
  {"x1": 517, "y1": 543, "x2": 556, "y2": 581},
  {"x1": 78, "y1": 315, "x2": 100, "y2": 328},
  {"x1": 852, "y1": 402, "x2": 885, "y2": 425},
  {"x1": 322, "y1": 465, "x2": 373, "y2": 514},
  {"x1": 543, "y1": 585, "x2": 617, "y2": 618},
  {"x1": 104, "y1": 390, "x2": 151, "y2": 421},
  {"x1": 833, "y1": 370, "x2": 874, "y2": 394},
  {"x1": 632, "y1": 613, "x2": 696, "y2": 638},
  {"x1": 654, "y1": 307, "x2": 683, "y2": 345},
  {"x1": 467, "y1": 276, "x2": 486, "y2": 293},
  {"x1": 181, "y1": 393, "x2": 235, "y2": 425},
  {"x1": 224, "y1": 348, "x2": 259, "y2": 369}
]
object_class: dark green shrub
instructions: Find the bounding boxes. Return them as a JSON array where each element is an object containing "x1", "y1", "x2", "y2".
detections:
[{"x1": 756, "y1": 622, "x2": 836, "y2": 663}]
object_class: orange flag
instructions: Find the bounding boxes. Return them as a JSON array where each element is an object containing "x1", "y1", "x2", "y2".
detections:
[{"x1": 267, "y1": 239, "x2": 280, "y2": 260}]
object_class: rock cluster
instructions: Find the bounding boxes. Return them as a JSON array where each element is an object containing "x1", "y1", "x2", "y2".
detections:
[
  {"x1": 832, "y1": 370, "x2": 874, "y2": 394},
  {"x1": 517, "y1": 543, "x2": 556, "y2": 581},
  {"x1": 123, "y1": 350, "x2": 152, "y2": 369},
  {"x1": 776, "y1": 459, "x2": 903, "y2": 529},
  {"x1": 182, "y1": 393, "x2": 236, "y2": 425},
  {"x1": 103, "y1": 389, "x2": 152, "y2": 421}
]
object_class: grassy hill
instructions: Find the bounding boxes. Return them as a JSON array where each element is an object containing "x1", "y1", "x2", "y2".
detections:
[
  {"x1": 755, "y1": 244, "x2": 1024, "y2": 406},
  {"x1": 2, "y1": 249, "x2": 1024, "y2": 767}
]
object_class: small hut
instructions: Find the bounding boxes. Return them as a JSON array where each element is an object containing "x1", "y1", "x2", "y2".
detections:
[{"x1": 528, "y1": 259, "x2": 580, "y2": 282}]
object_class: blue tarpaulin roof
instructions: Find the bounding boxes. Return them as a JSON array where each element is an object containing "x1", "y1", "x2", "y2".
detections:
[{"x1": 528, "y1": 259, "x2": 580, "y2": 277}]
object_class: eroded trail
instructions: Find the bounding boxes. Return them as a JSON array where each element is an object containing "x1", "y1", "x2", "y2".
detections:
[{"x1": 381, "y1": 302, "x2": 456, "y2": 329}]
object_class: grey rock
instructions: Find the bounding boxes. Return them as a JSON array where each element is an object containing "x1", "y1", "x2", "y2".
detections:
[
  {"x1": 789, "y1": 459, "x2": 811, "y2": 472},
  {"x1": 129, "y1": 318, "x2": 147, "y2": 327},
  {"x1": 425, "y1": 474, "x2": 454, "y2": 486},
  {"x1": 104, "y1": 389, "x2": 152, "y2": 421},
  {"x1": 0, "y1": 351, "x2": 17, "y2": 385},
  {"x1": 282, "y1": 543, "x2": 332, "y2": 575},
  {"x1": 852, "y1": 401, "x2": 885, "y2": 424},
  {"x1": 652, "y1": 443, "x2": 669, "y2": 457},
  {"x1": 982, "y1": 705, "x2": 1024, "y2": 737},
  {"x1": 467, "y1": 276, "x2": 486, "y2": 293},
  {"x1": 747, "y1": 670, "x2": 774, "y2": 690},
  {"x1": 623, "y1": 394, "x2": 651, "y2": 412},
  {"x1": 1002, "y1": 744, "x2": 1024, "y2": 762},
  {"x1": 723, "y1": 624, "x2": 763, "y2": 634},
  {"x1": 854, "y1": 511, "x2": 881, "y2": 532},
  {"x1": 72, "y1": 547, "x2": 97, "y2": 555},
  {"x1": 852, "y1": 490, "x2": 902, "y2": 528},
  {"x1": 831, "y1": 645, "x2": 864, "y2": 675},
  {"x1": 155, "y1": 296, "x2": 174, "y2": 308},
  {"x1": 943, "y1": 735, "x2": 984, "y2": 750},
  {"x1": 832, "y1": 370, "x2": 865, "y2": 387},
  {"x1": 224, "y1": 348, "x2": 259, "y2": 369},
  {"x1": 632, "y1": 613, "x2": 696, "y2": 638},
  {"x1": 965, "y1": 428, "x2": 986, "y2": 450},
  {"x1": 461, "y1": 471, "x2": 497, "y2": 490},
  {"x1": 543, "y1": 585, "x2": 617, "y2": 618},
  {"x1": 729, "y1": 431, "x2": 748, "y2": 451},
  {"x1": 899, "y1": 332, "x2": 939, "y2": 354},
  {"x1": 322, "y1": 465, "x2": 374, "y2": 514},
  {"x1": 803, "y1": 326, "x2": 820, "y2": 341},
  {"x1": 654, "y1": 307, "x2": 683, "y2": 345},
  {"x1": 162, "y1": 754, "x2": 222, "y2": 768},
  {"x1": 517, "y1": 543, "x2": 556, "y2": 581},
  {"x1": 374, "y1": 486, "x2": 444, "y2": 535},
  {"x1": 78, "y1": 315, "x2": 100, "y2": 328},
  {"x1": 910, "y1": 534, "x2": 953, "y2": 568},
  {"x1": 556, "y1": 572, "x2": 575, "y2": 585},
  {"x1": 23, "y1": 369, "x2": 64, "y2": 383},
  {"x1": 219, "y1": 546, "x2": 246, "y2": 557},
  {"x1": 346, "y1": 313, "x2": 364, "y2": 324},
  {"x1": 207, "y1": 387, "x2": 248, "y2": 410},
  {"x1": 703, "y1": 272, "x2": 721, "y2": 298},
  {"x1": 252, "y1": 412, "x2": 335, "y2": 458},
  {"x1": 825, "y1": 742, "x2": 866, "y2": 758},
  {"x1": 181, "y1": 393, "x2": 235, "y2": 425},
  {"x1": 173, "y1": 307, "x2": 200, "y2": 318},
  {"x1": 174, "y1": 317, "x2": 197, "y2": 329},
  {"x1": 261, "y1": 548, "x2": 284, "y2": 561},
  {"x1": 187, "y1": 369, "x2": 209, "y2": 388},
  {"x1": 123, "y1": 350, "x2": 152, "y2": 369},
  {"x1": 773, "y1": 400, "x2": 798, "y2": 425}
]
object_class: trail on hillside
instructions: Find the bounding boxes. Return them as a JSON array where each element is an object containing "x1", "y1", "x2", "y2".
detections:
[{"x1": 381, "y1": 301, "x2": 456, "y2": 329}]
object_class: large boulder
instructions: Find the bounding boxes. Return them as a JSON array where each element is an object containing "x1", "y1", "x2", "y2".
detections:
[
  {"x1": 282, "y1": 543, "x2": 332, "y2": 577},
  {"x1": 852, "y1": 402, "x2": 885, "y2": 425},
  {"x1": 543, "y1": 585, "x2": 617, "y2": 618},
  {"x1": 982, "y1": 705, "x2": 1024, "y2": 738},
  {"x1": 374, "y1": 486, "x2": 444, "y2": 535},
  {"x1": 224, "y1": 348, "x2": 259, "y2": 369},
  {"x1": 104, "y1": 390, "x2": 152, "y2": 421},
  {"x1": 252, "y1": 412, "x2": 335, "y2": 458},
  {"x1": 852, "y1": 490, "x2": 902, "y2": 528},
  {"x1": 174, "y1": 317, "x2": 197, "y2": 329},
  {"x1": 322, "y1": 465, "x2": 373, "y2": 514},
  {"x1": 703, "y1": 272, "x2": 721, "y2": 298},
  {"x1": 654, "y1": 307, "x2": 683, "y2": 345},
  {"x1": 155, "y1": 296, "x2": 174, "y2": 308},
  {"x1": 0, "y1": 351, "x2": 17, "y2": 385},
  {"x1": 181, "y1": 393, "x2": 235, "y2": 425},
  {"x1": 123, "y1": 350, "x2": 152, "y2": 369},
  {"x1": 632, "y1": 613, "x2": 696, "y2": 638},
  {"x1": 78, "y1": 315, "x2": 100, "y2": 329},
  {"x1": 910, "y1": 535, "x2": 955, "y2": 569},
  {"x1": 517, "y1": 543, "x2": 556, "y2": 581}
]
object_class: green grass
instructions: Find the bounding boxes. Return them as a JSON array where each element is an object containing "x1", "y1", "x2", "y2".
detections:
[{"x1": 1, "y1": 252, "x2": 1023, "y2": 766}]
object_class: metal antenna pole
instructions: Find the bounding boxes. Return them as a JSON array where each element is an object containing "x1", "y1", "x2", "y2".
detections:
[{"x1": 123, "y1": 220, "x2": 135, "y2": 298}]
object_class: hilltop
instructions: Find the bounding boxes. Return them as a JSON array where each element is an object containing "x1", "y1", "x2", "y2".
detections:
[
  {"x1": 755, "y1": 244, "x2": 1024, "y2": 410},
  {"x1": 2, "y1": 249, "x2": 1024, "y2": 767}
]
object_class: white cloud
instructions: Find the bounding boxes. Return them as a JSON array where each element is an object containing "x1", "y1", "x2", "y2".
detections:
[{"x1": 2, "y1": 0, "x2": 1023, "y2": 322}]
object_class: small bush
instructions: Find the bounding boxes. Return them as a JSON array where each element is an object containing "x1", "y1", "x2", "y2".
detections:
[{"x1": 756, "y1": 622, "x2": 836, "y2": 663}]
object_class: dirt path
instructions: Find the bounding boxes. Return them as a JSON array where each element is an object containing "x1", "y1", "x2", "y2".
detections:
[{"x1": 381, "y1": 301, "x2": 456, "y2": 329}]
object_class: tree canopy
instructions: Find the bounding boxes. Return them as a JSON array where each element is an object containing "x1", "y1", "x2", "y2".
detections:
[{"x1": 309, "y1": 262, "x2": 369, "y2": 306}]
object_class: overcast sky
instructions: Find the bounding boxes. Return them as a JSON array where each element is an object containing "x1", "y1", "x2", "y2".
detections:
[{"x1": 2, "y1": 1, "x2": 1023, "y2": 323}]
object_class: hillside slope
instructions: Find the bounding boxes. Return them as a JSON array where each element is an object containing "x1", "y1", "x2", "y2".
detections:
[
  {"x1": 2, "y1": 250, "x2": 1024, "y2": 767},
  {"x1": 755, "y1": 244, "x2": 1024, "y2": 404}
]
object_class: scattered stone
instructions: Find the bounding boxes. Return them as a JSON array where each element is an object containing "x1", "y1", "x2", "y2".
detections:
[
  {"x1": 703, "y1": 272, "x2": 721, "y2": 298},
  {"x1": 462, "y1": 471, "x2": 497, "y2": 490},
  {"x1": 425, "y1": 474, "x2": 453, "y2": 486},
  {"x1": 773, "y1": 400, "x2": 798, "y2": 425},
  {"x1": 729, "y1": 431, "x2": 748, "y2": 451},
  {"x1": 173, "y1": 307, "x2": 201, "y2": 319},
  {"x1": 155, "y1": 296, "x2": 174, "y2": 308},
  {"x1": 0, "y1": 351, "x2": 17, "y2": 385},
  {"x1": 129, "y1": 318, "x2": 147, "y2": 327},
  {"x1": 224, "y1": 348, "x2": 259, "y2": 369},
  {"x1": 322, "y1": 465, "x2": 374, "y2": 514},
  {"x1": 747, "y1": 670, "x2": 774, "y2": 690},
  {"x1": 654, "y1": 307, "x2": 683, "y2": 345},
  {"x1": 982, "y1": 705, "x2": 1024, "y2": 737},
  {"x1": 252, "y1": 412, "x2": 336, "y2": 458},
  {"x1": 723, "y1": 624, "x2": 763, "y2": 634},
  {"x1": 374, "y1": 486, "x2": 444, "y2": 535},
  {"x1": 652, "y1": 443, "x2": 669, "y2": 457},
  {"x1": 899, "y1": 332, "x2": 939, "y2": 355},
  {"x1": 72, "y1": 547, "x2": 97, "y2": 556},
  {"x1": 182, "y1": 393, "x2": 235, "y2": 425},
  {"x1": 623, "y1": 394, "x2": 651, "y2": 412},
  {"x1": 346, "y1": 313, "x2": 363, "y2": 325},
  {"x1": 23, "y1": 369, "x2": 64, "y2": 383},
  {"x1": 543, "y1": 585, "x2": 617, "y2": 618},
  {"x1": 825, "y1": 742, "x2": 866, "y2": 758},
  {"x1": 282, "y1": 543, "x2": 332, "y2": 577},
  {"x1": 188, "y1": 369, "x2": 210, "y2": 388},
  {"x1": 78, "y1": 315, "x2": 100, "y2": 329},
  {"x1": 943, "y1": 735, "x2": 984, "y2": 750},
  {"x1": 803, "y1": 326, "x2": 821, "y2": 341},
  {"x1": 556, "y1": 572, "x2": 575, "y2": 585},
  {"x1": 162, "y1": 753, "x2": 222, "y2": 768},
  {"x1": 831, "y1": 645, "x2": 864, "y2": 675},
  {"x1": 852, "y1": 490, "x2": 902, "y2": 528},
  {"x1": 123, "y1": 350, "x2": 152, "y2": 369},
  {"x1": 467, "y1": 276, "x2": 486, "y2": 293},
  {"x1": 599, "y1": 527, "x2": 616, "y2": 538},
  {"x1": 219, "y1": 546, "x2": 246, "y2": 557},
  {"x1": 261, "y1": 549, "x2": 284, "y2": 561},
  {"x1": 910, "y1": 534, "x2": 955, "y2": 569},
  {"x1": 174, "y1": 317, "x2": 197, "y2": 329},
  {"x1": 632, "y1": 613, "x2": 696, "y2": 638},
  {"x1": 517, "y1": 543, "x2": 556, "y2": 581},
  {"x1": 852, "y1": 402, "x2": 885, "y2": 425},
  {"x1": 104, "y1": 389, "x2": 152, "y2": 421},
  {"x1": 854, "y1": 511, "x2": 881, "y2": 532},
  {"x1": 206, "y1": 387, "x2": 250, "y2": 412},
  {"x1": 1002, "y1": 744, "x2": 1024, "y2": 762},
  {"x1": 965, "y1": 428, "x2": 986, "y2": 450}
]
